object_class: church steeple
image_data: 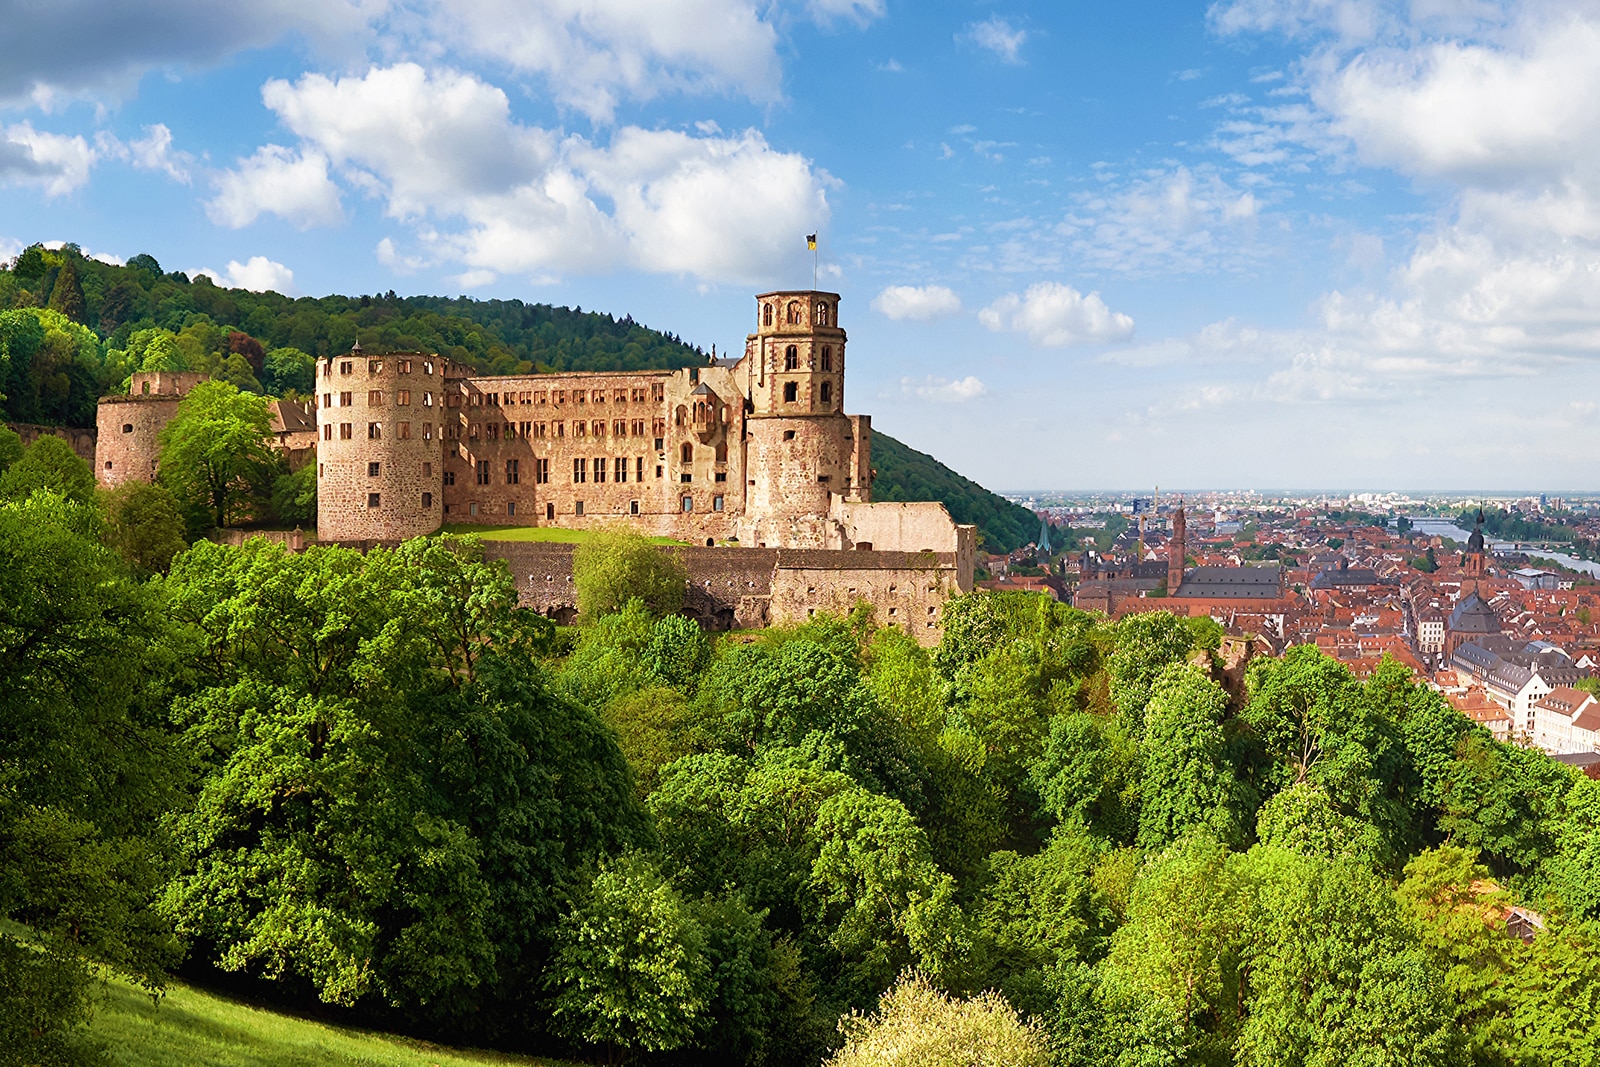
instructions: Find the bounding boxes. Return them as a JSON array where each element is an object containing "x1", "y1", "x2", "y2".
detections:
[
  {"x1": 1465, "y1": 505, "x2": 1487, "y2": 583},
  {"x1": 1168, "y1": 503, "x2": 1186, "y2": 594}
]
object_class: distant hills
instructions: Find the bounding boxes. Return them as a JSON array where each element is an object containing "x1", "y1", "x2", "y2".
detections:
[{"x1": 0, "y1": 243, "x2": 1039, "y2": 551}]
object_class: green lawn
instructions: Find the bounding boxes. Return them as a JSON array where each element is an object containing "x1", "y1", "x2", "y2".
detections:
[
  {"x1": 93, "y1": 972, "x2": 577, "y2": 1067},
  {"x1": 440, "y1": 524, "x2": 687, "y2": 545}
]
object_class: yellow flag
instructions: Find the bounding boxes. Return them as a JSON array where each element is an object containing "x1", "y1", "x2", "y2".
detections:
[{"x1": 806, "y1": 233, "x2": 817, "y2": 251}]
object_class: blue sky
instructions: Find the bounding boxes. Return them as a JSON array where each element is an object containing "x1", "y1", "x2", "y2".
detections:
[{"x1": 5, "y1": 0, "x2": 1600, "y2": 491}]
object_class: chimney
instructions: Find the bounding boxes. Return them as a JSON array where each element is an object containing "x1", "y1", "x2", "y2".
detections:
[{"x1": 1168, "y1": 504, "x2": 1186, "y2": 594}]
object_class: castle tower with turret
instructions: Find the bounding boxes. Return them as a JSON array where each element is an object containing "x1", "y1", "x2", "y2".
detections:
[{"x1": 737, "y1": 290, "x2": 870, "y2": 548}]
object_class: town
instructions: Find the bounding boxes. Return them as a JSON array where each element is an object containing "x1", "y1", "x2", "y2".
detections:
[{"x1": 983, "y1": 492, "x2": 1600, "y2": 772}]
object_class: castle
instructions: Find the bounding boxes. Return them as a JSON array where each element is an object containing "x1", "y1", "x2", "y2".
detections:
[{"x1": 95, "y1": 290, "x2": 976, "y2": 642}]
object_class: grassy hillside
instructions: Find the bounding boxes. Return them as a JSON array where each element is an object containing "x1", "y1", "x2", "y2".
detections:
[
  {"x1": 94, "y1": 972, "x2": 571, "y2": 1067},
  {"x1": 870, "y1": 431, "x2": 1038, "y2": 553}
]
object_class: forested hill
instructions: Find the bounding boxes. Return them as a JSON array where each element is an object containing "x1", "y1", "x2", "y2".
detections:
[
  {"x1": 0, "y1": 242, "x2": 1032, "y2": 548},
  {"x1": 870, "y1": 432, "x2": 1039, "y2": 553}
]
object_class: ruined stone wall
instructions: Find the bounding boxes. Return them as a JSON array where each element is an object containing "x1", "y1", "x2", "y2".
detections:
[
  {"x1": 479, "y1": 540, "x2": 962, "y2": 643},
  {"x1": 10, "y1": 422, "x2": 98, "y2": 466},
  {"x1": 315, "y1": 353, "x2": 447, "y2": 541},
  {"x1": 94, "y1": 395, "x2": 183, "y2": 486}
]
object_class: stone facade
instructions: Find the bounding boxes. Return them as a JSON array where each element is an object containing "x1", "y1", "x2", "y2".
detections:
[
  {"x1": 311, "y1": 290, "x2": 966, "y2": 560},
  {"x1": 481, "y1": 541, "x2": 967, "y2": 645}
]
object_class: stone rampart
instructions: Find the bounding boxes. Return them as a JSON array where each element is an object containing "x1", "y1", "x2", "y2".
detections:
[{"x1": 7, "y1": 422, "x2": 97, "y2": 465}]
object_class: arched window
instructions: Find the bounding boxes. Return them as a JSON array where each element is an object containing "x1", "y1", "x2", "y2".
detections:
[
  {"x1": 786, "y1": 300, "x2": 802, "y2": 325},
  {"x1": 815, "y1": 302, "x2": 830, "y2": 326},
  {"x1": 675, "y1": 404, "x2": 687, "y2": 427},
  {"x1": 763, "y1": 303, "x2": 773, "y2": 327},
  {"x1": 784, "y1": 345, "x2": 798, "y2": 371},
  {"x1": 715, "y1": 442, "x2": 728, "y2": 462},
  {"x1": 821, "y1": 345, "x2": 833, "y2": 371},
  {"x1": 680, "y1": 442, "x2": 693, "y2": 463},
  {"x1": 820, "y1": 381, "x2": 833, "y2": 405}
]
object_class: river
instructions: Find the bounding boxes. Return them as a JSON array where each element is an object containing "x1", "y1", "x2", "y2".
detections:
[{"x1": 1405, "y1": 517, "x2": 1600, "y2": 579}]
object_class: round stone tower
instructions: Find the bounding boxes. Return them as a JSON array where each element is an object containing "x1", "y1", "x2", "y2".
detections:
[
  {"x1": 315, "y1": 346, "x2": 446, "y2": 542},
  {"x1": 739, "y1": 291, "x2": 855, "y2": 547}
]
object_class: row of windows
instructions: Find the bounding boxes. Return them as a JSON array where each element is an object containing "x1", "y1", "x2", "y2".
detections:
[
  {"x1": 465, "y1": 419, "x2": 663, "y2": 441},
  {"x1": 763, "y1": 299, "x2": 833, "y2": 327},
  {"x1": 781, "y1": 344, "x2": 835, "y2": 371},
  {"x1": 360, "y1": 491, "x2": 725, "y2": 515},
  {"x1": 572, "y1": 457, "x2": 650, "y2": 484},
  {"x1": 469, "y1": 385, "x2": 662, "y2": 407},
  {"x1": 325, "y1": 359, "x2": 435, "y2": 378},
  {"x1": 780, "y1": 381, "x2": 833, "y2": 404}
]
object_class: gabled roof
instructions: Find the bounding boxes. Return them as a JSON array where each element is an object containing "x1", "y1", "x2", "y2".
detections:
[{"x1": 1449, "y1": 592, "x2": 1502, "y2": 634}]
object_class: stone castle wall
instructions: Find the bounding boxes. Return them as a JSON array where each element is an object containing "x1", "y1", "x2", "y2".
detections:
[
  {"x1": 477, "y1": 540, "x2": 965, "y2": 644},
  {"x1": 8, "y1": 422, "x2": 98, "y2": 466}
]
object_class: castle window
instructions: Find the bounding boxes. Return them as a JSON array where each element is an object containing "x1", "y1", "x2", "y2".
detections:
[
  {"x1": 637, "y1": 457, "x2": 645, "y2": 482},
  {"x1": 397, "y1": 390, "x2": 410, "y2": 405},
  {"x1": 821, "y1": 346, "x2": 833, "y2": 371},
  {"x1": 654, "y1": 436, "x2": 664, "y2": 451},
  {"x1": 594, "y1": 458, "x2": 607, "y2": 483},
  {"x1": 423, "y1": 422, "x2": 432, "y2": 440},
  {"x1": 631, "y1": 419, "x2": 645, "y2": 436},
  {"x1": 104, "y1": 460, "x2": 112, "y2": 470},
  {"x1": 657, "y1": 465, "x2": 664, "y2": 478},
  {"x1": 575, "y1": 501, "x2": 584, "y2": 516},
  {"x1": 556, "y1": 421, "x2": 564, "y2": 437},
  {"x1": 472, "y1": 459, "x2": 489, "y2": 485},
  {"x1": 399, "y1": 360, "x2": 411, "y2": 373},
  {"x1": 786, "y1": 300, "x2": 802, "y2": 325},
  {"x1": 681, "y1": 473, "x2": 692, "y2": 483},
  {"x1": 368, "y1": 493, "x2": 381, "y2": 508},
  {"x1": 470, "y1": 503, "x2": 479, "y2": 516},
  {"x1": 820, "y1": 381, "x2": 832, "y2": 405},
  {"x1": 368, "y1": 462, "x2": 381, "y2": 477},
  {"x1": 763, "y1": 303, "x2": 773, "y2": 327},
  {"x1": 575, "y1": 390, "x2": 586, "y2": 404},
  {"x1": 369, "y1": 361, "x2": 381, "y2": 375},
  {"x1": 574, "y1": 421, "x2": 586, "y2": 438},
  {"x1": 520, "y1": 421, "x2": 531, "y2": 438},
  {"x1": 593, "y1": 392, "x2": 605, "y2": 405},
  {"x1": 713, "y1": 495, "x2": 724, "y2": 512},
  {"x1": 715, "y1": 442, "x2": 727, "y2": 463},
  {"x1": 593, "y1": 420, "x2": 604, "y2": 437},
  {"x1": 141, "y1": 381, "x2": 150, "y2": 394},
  {"x1": 506, "y1": 459, "x2": 520, "y2": 484},
  {"x1": 546, "y1": 502, "x2": 555, "y2": 520},
  {"x1": 122, "y1": 423, "x2": 133, "y2": 434},
  {"x1": 341, "y1": 361, "x2": 352, "y2": 375},
  {"x1": 784, "y1": 345, "x2": 798, "y2": 371},
  {"x1": 783, "y1": 382, "x2": 798, "y2": 403},
  {"x1": 536, "y1": 422, "x2": 546, "y2": 438},
  {"x1": 616, "y1": 459, "x2": 627, "y2": 483},
  {"x1": 715, "y1": 472, "x2": 726, "y2": 482},
  {"x1": 652, "y1": 383, "x2": 665, "y2": 401},
  {"x1": 486, "y1": 423, "x2": 498, "y2": 441},
  {"x1": 507, "y1": 501, "x2": 516, "y2": 517},
  {"x1": 340, "y1": 391, "x2": 352, "y2": 406},
  {"x1": 614, "y1": 420, "x2": 626, "y2": 437},
  {"x1": 469, "y1": 423, "x2": 479, "y2": 440},
  {"x1": 398, "y1": 422, "x2": 411, "y2": 439},
  {"x1": 675, "y1": 405, "x2": 686, "y2": 427},
  {"x1": 817, "y1": 475, "x2": 830, "y2": 483},
  {"x1": 425, "y1": 361, "x2": 434, "y2": 374},
  {"x1": 573, "y1": 458, "x2": 587, "y2": 483},
  {"x1": 682, "y1": 496, "x2": 694, "y2": 512},
  {"x1": 318, "y1": 463, "x2": 324, "y2": 478},
  {"x1": 422, "y1": 492, "x2": 432, "y2": 508},
  {"x1": 680, "y1": 442, "x2": 693, "y2": 463},
  {"x1": 783, "y1": 429, "x2": 795, "y2": 441},
  {"x1": 535, "y1": 458, "x2": 550, "y2": 483},
  {"x1": 816, "y1": 302, "x2": 830, "y2": 326},
  {"x1": 444, "y1": 471, "x2": 456, "y2": 486},
  {"x1": 630, "y1": 500, "x2": 640, "y2": 515},
  {"x1": 340, "y1": 423, "x2": 352, "y2": 439},
  {"x1": 322, "y1": 393, "x2": 331, "y2": 408}
]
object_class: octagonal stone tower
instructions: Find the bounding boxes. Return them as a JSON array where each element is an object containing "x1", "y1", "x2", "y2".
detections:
[{"x1": 738, "y1": 291, "x2": 868, "y2": 548}]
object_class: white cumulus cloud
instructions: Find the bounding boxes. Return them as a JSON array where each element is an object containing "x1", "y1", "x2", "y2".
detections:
[
  {"x1": 871, "y1": 284, "x2": 962, "y2": 321},
  {"x1": 192, "y1": 255, "x2": 297, "y2": 293},
  {"x1": 963, "y1": 16, "x2": 1027, "y2": 64},
  {"x1": 903, "y1": 375, "x2": 987, "y2": 403},
  {"x1": 0, "y1": 123, "x2": 96, "y2": 196},
  {"x1": 128, "y1": 124, "x2": 193, "y2": 183},
  {"x1": 980, "y1": 282, "x2": 1135, "y2": 347},
  {"x1": 206, "y1": 144, "x2": 344, "y2": 229},
  {"x1": 250, "y1": 64, "x2": 832, "y2": 285}
]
